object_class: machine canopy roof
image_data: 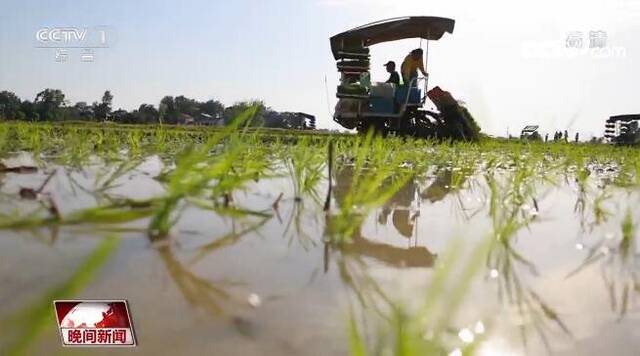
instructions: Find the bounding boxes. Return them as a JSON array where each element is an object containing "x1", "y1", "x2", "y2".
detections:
[{"x1": 330, "y1": 16, "x2": 455, "y2": 59}]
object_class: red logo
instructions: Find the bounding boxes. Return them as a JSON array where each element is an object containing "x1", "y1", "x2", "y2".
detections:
[{"x1": 53, "y1": 300, "x2": 136, "y2": 347}]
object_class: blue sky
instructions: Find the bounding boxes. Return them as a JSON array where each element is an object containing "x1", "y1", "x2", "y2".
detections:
[{"x1": 1, "y1": 0, "x2": 639, "y2": 136}]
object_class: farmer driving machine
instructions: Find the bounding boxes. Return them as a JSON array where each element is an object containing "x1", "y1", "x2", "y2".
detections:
[{"x1": 331, "y1": 17, "x2": 480, "y2": 140}]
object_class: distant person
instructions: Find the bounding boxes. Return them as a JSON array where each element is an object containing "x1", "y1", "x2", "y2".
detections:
[
  {"x1": 401, "y1": 48, "x2": 427, "y2": 86},
  {"x1": 545, "y1": 133, "x2": 549, "y2": 142},
  {"x1": 564, "y1": 130, "x2": 569, "y2": 142},
  {"x1": 575, "y1": 132, "x2": 579, "y2": 142},
  {"x1": 384, "y1": 61, "x2": 400, "y2": 85}
]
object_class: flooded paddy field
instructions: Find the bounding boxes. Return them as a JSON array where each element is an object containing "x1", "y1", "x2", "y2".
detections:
[{"x1": 0, "y1": 120, "x2": 639, "y2": 356}]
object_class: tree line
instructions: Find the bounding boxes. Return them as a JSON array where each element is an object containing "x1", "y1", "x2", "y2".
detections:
[{"x1": 0, "y1": 89, "x2": 315, "y2": 129}]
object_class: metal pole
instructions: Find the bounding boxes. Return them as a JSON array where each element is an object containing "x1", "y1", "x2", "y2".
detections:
[{"x1": 425, "y1": 39, "x2": 430, "y2": 93}]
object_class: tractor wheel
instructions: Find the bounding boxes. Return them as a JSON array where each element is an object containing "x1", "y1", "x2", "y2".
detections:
[{"x1": 406, "y1": 110, "x2": 438, "y2": 139}]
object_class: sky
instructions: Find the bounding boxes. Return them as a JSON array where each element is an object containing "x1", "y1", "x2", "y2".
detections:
[{"x1": 1, "y1": 0, "x2": 639, "y2": 137}]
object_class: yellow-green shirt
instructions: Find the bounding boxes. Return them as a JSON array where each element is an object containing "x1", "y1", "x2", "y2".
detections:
[{"x1": 401, "y1": 55, "x2": 426, "y2": 82}]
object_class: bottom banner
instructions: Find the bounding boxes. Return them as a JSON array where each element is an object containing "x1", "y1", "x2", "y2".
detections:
[{"x1": 54, "y1": 300, "x2": 137, "y2": 347}]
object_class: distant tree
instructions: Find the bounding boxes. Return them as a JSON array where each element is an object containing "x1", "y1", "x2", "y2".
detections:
[
  {"x1": 137, "y1": 104, "x2": 159, "y2": 123},
  {"x1": 223, "y1": 100, "x2": 266, "y2": 126},
  {"x1": 34, "y1": 89, "x2": 66, "y2": 121},
  {"x1": 0, "y1": 91, "x2": 22, "y2": 120},
  {"x1": 174, "y1": 95, "x2": 199, "y2": 117},
  {"x1": 159, "y1": 96, "x2": 176, "y2": 112},
  {"x1": 0, "y1": 88, "x2": 286, "y2": 126},
  {"x1": 74, "y1": 101, "x2": 94, "y2": 120},
  {"x1": 159, "y1": 96, "x2": 178, "y2": 124},
  {"x1": 199, "y1": 99, "x2": 224, "y2": 119},
  {"x1": 111, "y1": 109, "x2": 129, "y2": 123},
  {"x1": 93, "y1": 90, "x2": 113, "y2": 121},
  {"x1": 19, "y1": 100, "x2": 37, "y2": 120},
  {"x1": 63, "y1": 106, "x2": 80, "y2": 121},
  {"x1": 103, "y1": 92, "x2": 113, "y2": 116}
]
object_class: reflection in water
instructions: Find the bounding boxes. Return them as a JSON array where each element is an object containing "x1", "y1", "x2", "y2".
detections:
[
  {"x1": 0, "y1": 237, "x2": 119, "y2": 356},
  {"x1": 574, "y1": 184, "x2": 613, "y2": 234},
  {"x1": 421, "y1": 167, "x2": 482, "y2": 222},
  {"x1": 570, "y1": 175, "x2": 640, "y2": 320},
  {"x1": 331, "y1": 165, "x2": 437, "y2": 268},
  {"x1": 158, "y1": 215, "x2": 272, "y2": 338},
  {"x1": 2, "y1": 135, "x2": 640, "y2": 355},
  {"x1": 487, "y1": 238, "x2": 572, "y2": 353},
  {"x1": 421, "y1": 169, "x2": 456, "y2": 203},
  {"x1": 378, "y1": 175, "x2": 418, "y2": 239},
  {"x1": 341, "y1": 232, "x2": 435, "y2": 268},
  {"x1": 568, "y1": 210, "x2": 640, "y2": 320},
  {"x1": 328, "y1": 164, "x2": 476, "y2": 269},
  {"x1": 158, "y1": 245, "x2": 239, "y2": 317},
  {"x1": 482, "y1": 172, "x2": 573, "y2": 354},
  {"x1": 323, "y1": 163, "x2": 481, "y2": 318},
  {"x1": 322, "y1": 165, "x2": 442, "y2": 317}
]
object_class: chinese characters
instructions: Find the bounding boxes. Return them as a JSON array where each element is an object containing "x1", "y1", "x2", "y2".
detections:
[
  {"x1": 66, "y1": 329, "x2": 129, "y2": 345},
  {"x1": 565, "y1": 30, "x2": 608, "y2": 49}
]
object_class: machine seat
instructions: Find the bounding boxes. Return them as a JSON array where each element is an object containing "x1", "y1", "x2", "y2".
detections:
[{"x1": 395, "y1": 86, "x2": 421, "y2": 105}]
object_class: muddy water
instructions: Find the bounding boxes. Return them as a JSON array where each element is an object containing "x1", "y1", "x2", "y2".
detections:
[{"x1": 0, "y1": 154, "x2": 639, "y2": 356}]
